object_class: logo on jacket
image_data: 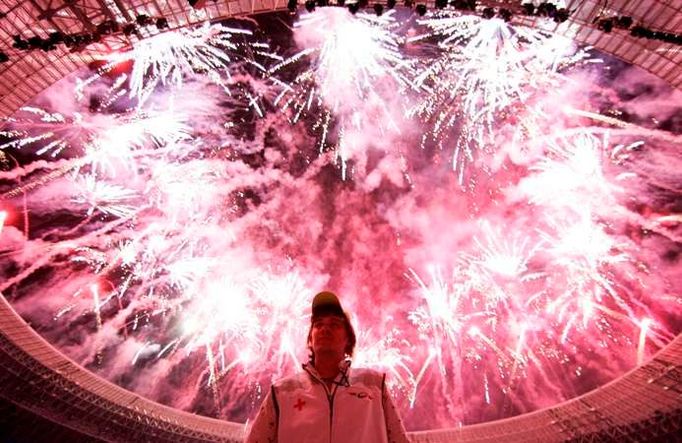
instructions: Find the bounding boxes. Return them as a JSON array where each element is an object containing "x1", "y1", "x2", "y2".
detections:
[
  {"x1": 294, "y1": 398, "x2": 306, "y2": 411},
  {"x1": 349, "y1": 391, "x2": 373, "y2": 400}
]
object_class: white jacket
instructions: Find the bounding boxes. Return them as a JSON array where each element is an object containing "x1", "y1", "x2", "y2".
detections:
[{"x1": 246, "y1": 362, "x2": 410, "y2": 443}]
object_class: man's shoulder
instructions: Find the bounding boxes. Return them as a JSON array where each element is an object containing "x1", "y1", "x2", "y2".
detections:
[
  {"x1": 350, "y1": 367, "x2": 385, "y2": 386},
  {"x1": 272, "y1": 371, "x2": 309, "y2": 390}
]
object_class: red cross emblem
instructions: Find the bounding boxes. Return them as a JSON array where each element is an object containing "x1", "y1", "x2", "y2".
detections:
[{"x1": 294, "y1": 398, "x2": 305, "y2": 411}]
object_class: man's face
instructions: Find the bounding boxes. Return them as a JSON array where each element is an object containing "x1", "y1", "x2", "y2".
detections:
[{"x1": 310, "y1": 314, "x2": 349, "y2": 358}]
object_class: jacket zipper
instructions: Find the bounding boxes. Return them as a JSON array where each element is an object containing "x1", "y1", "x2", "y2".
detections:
[
  {"x1": 327, "y1": 386, "x2": 335, "y2": 443},
  {"x1": 304, "y1": 365, "x2": 340, "y2": 443}
]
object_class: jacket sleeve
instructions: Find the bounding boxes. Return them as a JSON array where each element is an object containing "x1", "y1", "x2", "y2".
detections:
[
  {"x1": 382, "y1": 376, "x2": 411, "y2": 443},
  {"x1": 245, "y1": 386, "x2": 279, "y2": 443}
]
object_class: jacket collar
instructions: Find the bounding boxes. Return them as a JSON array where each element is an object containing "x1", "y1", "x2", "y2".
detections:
[{"x1": 303, "y1": 358, "x2": 352, "y2": 387}]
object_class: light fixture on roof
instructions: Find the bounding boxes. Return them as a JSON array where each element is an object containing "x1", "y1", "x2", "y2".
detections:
[
  {"x1": 452, "y1": 0, "x2": 476, "y2": 11},
  {"x1": 482, "y1": 7, "x2": 495, "y2": 19},
  {"x1": 597, "y1": 18, "x2": 613, "y2": 33},
  {"x1": 136, "y1": 14, "x2": 152, "y2": 26},
  {"x1": 27, "y1": 36, "x2": 43, "y2": 50},
  {"x1": 96, "y1": 20, "x2": 118, "y2": 35},
  {"x1": 12, "y1": 36, "x2": 29, "y2": 50},
  {"x1": 536, "y1": 2, "x2": 557, "y2": 17},
  {"x1": 521, "y1": 2, "x2": 534, "y2": 15},
  {"x1": 156, "y1": 18, "x2": 169, "y2": 29},
  {"x1": 615, "y1": 16, "x2": 633, "y2": 29},
  {"x1": 123, "y1": 23, "x2": 137, "y2": 35},
  {"x1": 553, "y1": 8, "x2": 569, "y2": 23},
  {"x1": 498, "y1": 8, "x2": 512, "y2": 22}
]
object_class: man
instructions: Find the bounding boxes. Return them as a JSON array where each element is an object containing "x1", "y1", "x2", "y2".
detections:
[{"x1": 245, "y1": 291, "x2": 411, "y2": 443}]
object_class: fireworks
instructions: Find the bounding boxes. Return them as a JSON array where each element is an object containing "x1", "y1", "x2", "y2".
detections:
[
  {"x1": 410, "y1": 10, "x2": 594, "y2": 182},
  {"x1": 1, "y1": 106, "x2": 96, "y2": 158},
  {"x1": 0, "y1": 7, "x2": 680, "y2": 431},
  {"x1": 77, "y1": 23, "x2": 255, "y2": 107},
  {"x1": 72, "y1": 174, "x2": 138, "y2": 217},
  {"x1": 270, "y1": 7, "x2": 413, "y2": 178}
]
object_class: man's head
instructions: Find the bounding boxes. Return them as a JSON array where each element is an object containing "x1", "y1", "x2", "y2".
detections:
[{"x1": 307, "y1": 291, "x2": 356, "y2": 364}]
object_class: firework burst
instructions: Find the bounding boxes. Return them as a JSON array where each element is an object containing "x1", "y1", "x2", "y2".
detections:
[
  {"x1": 77, "y1": 23, "x2": 255, "y2": 107},
  {"x1": 410, "y1": 11, "x2": 593, "y2": 182},
  {"x1": 270, "y1": 8, "x2": 414, "y2": 178}
]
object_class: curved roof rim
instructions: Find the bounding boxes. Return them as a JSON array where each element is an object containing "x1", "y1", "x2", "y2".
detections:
[
  {"x1": 2, "y1": 290, "x2": 681, "y2": 441},
  {"x1": 1, "y1": 1, "x2": 682, "y2": 118}
]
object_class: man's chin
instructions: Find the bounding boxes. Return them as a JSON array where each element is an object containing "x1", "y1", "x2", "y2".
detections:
[{"x1": 314, "y1": 347, "x2": 342, "y2": 356}]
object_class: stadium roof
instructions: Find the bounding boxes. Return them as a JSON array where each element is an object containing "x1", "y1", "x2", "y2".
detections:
[{"x1": 0, "y1": 0, "x2": 681, "y2": 121}]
